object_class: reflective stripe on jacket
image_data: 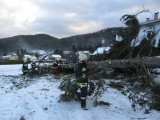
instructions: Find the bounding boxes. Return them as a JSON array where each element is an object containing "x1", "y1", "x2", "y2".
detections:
[
  {"x1": 22, "y1": 70, "x2": 28, "y2": 72},
  {"x1": 77, "y1": 82, "x2": 88, "y2": 87}
]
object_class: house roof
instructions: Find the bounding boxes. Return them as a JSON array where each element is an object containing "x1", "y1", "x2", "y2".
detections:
[
  {"x1": 24, "y1": 55, "x2": 32, "y2": 59},
  {"x1": 51, "y1": 54, "x2": 61, "y2": 58},
  {"x1": 93, "y1": 47, "x2": 110, "y2": 55},
  {"x1": 140, "y1": 19, "x2": 160, "y2": 26},
  {"x1": 76, "y1": 51, "x2": 91, "y2": 54},
  {"x1": 40, "y1": 54, "x2": 61, "y2": 61}
]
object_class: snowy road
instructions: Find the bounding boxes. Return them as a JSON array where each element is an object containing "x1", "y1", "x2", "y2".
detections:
[{"x1": 0, "y1": 64, "x2": 160, "y2": 120}]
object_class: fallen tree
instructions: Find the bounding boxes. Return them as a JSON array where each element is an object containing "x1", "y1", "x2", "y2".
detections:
[
  {"x1": 89, "y1": 56, "x2": 160, "y2": 69},
  {"x1": 59, "y1": 10, "x2": 160, "y2": 112}
]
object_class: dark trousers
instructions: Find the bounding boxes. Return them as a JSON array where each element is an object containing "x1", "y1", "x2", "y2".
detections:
[
  {"x1": 23, "y1": 72, "x2": 28, "y2": 76},
  {"x1": 32, "y1": 68, "x2": 36, "y2": 74},
  {"x1": 80, "y1": 86, "x2": 88, "y2": 108}
]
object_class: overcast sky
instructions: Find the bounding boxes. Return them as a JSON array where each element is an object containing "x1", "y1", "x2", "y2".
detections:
[{"x1": 0, "y1": 0, "x2": 159, "y2": 39}]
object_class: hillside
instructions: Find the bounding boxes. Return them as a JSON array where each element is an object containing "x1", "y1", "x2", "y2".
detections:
[
  {"x1": 0, "y1": 34, "x2": 58, "y2": 53},
  {"x1": 0, "y1": 28, "x2": 116, "y2": 54},
  {"x1": 60, "y1": 28, "x2": 115, "y2": 49}
]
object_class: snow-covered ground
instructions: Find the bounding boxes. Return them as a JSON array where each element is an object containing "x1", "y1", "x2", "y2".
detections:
[{"x1": 0, "y1": 64, "x2": 160, "y2": 120}]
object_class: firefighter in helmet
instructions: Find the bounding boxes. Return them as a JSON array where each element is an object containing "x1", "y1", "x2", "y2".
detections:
[
  {"x1": 75, "y1": 53, "x2": 88, "y2": 110},
  {"x1": 52, "y1": 60, "x2": 59, "y2": 75},
  {"x1": 31, "y1": 61, "x2": 37, "y2": 74},
  {"x1": 22, "y1": 57, "x2": 29, "y2": 78}
]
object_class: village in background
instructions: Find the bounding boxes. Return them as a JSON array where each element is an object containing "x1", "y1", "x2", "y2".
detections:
[{"x1": 0, "y1": 11, "x2": 160, "y2": 65}]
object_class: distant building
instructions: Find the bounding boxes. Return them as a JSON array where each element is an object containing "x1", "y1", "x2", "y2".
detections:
[
  {"x1": 116, "y1": 34, "x2": 123, "y2": 42},
  {"x1": 92, "y1": 47, "x2": 110, "y2": 55},
  {"x1": 1, "y1": 55, "x2": 11, "y2": 60},
  {"x1": 9, "y1": 54, "x2": 19, "y2": 60},
  {"x1": 40, "y1": 54, "x2": 62, "y2": 61},
  {"x1": 51, "y1": 54, "x2": 62, "y2": 61},
  {"x1": 31, "y1": 55, "x2": 38, "y2": 62},
  {"x1": 23, "y1": 55, "x2": 38, "y2": 62}
]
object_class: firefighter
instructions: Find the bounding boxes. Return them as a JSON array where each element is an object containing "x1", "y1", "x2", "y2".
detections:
[
  {"x1": 22, "y1": 57, "x2": 29, "y2": 78},
  {"x1": 52, "y1": 60, "x2": 59, "y2": 75},
  {"x1": 75, "y1": 53, "x2": 88, "y2": 110},
  {"x1": 31, "y1": 61, "x2": 37, "y2": 74}
]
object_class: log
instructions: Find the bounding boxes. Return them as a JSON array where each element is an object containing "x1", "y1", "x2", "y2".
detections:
[
  {"x1": 88, "y1": 56, "x2": 160, "y2": 88},
  {"x1": 88, "y1": 56, "x2": 160, "y2": 69}
]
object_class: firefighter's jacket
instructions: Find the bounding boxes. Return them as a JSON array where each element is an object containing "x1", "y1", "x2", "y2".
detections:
[
  {"x1": 75, "y1": 61, "x2": 88, "y2": 87},
  {"x1": 22, "y1": 63, "x2": 29, "y2": 73}
]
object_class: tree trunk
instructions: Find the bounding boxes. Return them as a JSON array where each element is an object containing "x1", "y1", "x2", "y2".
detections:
[{"x1": 88, "y1": 56, "x2": 160, "y2": 69}]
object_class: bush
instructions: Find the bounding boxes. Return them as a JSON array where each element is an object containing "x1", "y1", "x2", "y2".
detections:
[{"x1": 0, "y1": 60, "x2": 24, "y2": 65}]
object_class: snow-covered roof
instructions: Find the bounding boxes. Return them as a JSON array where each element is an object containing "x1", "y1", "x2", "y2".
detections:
[
  {"x1": 51, "y1": 54, "x2": 61, "y2": 58},
  {"x1": 93, "y1": 47, "x2": 111, "y2": 55},
  {"x1": 40, "y1": 54, "x2": 62, "y2": 61},
  {"x1": 140, "y1": 19, "x2": 160, "y2": 26},
  {"x1": 24, "y1": 55, "x2": 32, "y2": 59},
  {"x1": 1, "y1": 55, "x2": 11, "y2": 59},
  {"x1": 76, "y1": 51, "x2": 91, "y2": 54}
]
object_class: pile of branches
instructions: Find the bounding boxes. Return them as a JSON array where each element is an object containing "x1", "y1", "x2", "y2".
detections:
[
  {"x1": 120, "y1": 64, "x2": 160, "y2": 112},
  {"x1": 58, "y1": 75, "x2": 78, "y2": 102}
]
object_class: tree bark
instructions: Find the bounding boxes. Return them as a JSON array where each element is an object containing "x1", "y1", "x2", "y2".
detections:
[{"x1": 88, "y1": 56, "x2": 160, "y2": 69}]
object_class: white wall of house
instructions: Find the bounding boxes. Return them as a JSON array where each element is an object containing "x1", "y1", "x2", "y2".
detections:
[
  {"x1": 137, "y1": 21, "x2": 160, "y2": 47},
  {"x1": 154, "y1": 23, "x2": 160, "y2": 47},
  {"x1": 137, "y1": 12, "x2": 160, "y2": 47}
]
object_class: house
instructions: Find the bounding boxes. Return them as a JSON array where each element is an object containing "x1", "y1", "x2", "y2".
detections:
[
  {"x1": 1, "y1": 55, "x2": 11, "y2": 60},
  {"x1": 115, "y1": 12, "x2": 160, "y2": 47},
  {"x1": 9, "y1": 54, "x2": 19, "y2": 60},
  {"x1": 23, "y1": 55, "x2": 31, "y2": 61},
  {"x1": 23, "y1": 55, "x2": 38, "y2": 62},
  {"x1": 40, "y1": 54, "x2": 62, "y2": 61},
  {"x1": 51, "y1": 54, "x2": 62, "y2": 61},
  {"x1": 134, "y1": 12, "x2": 160, "y2": 47},
  {"x1": 31, "y1": 55, "x2": 38, "y2": 62}
]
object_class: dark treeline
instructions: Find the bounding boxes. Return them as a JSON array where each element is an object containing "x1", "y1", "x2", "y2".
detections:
[{"x1": 0, "y1": 28, "x2": 117, "y2": 55}]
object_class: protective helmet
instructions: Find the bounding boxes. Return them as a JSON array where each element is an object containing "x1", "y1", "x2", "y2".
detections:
[{"x1": 79, "y1": 53, "x2": 87, "y2": 61}]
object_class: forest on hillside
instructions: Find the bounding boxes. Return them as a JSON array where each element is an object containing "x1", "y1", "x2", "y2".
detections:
[{"x1": 0, "y1": 28, "x2": 116, "y2": 55}]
